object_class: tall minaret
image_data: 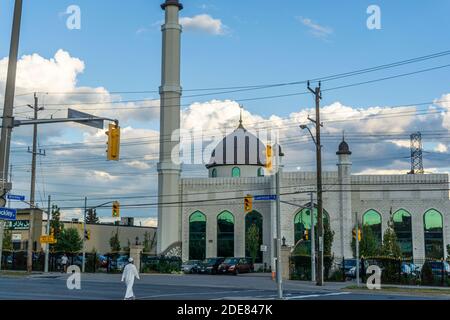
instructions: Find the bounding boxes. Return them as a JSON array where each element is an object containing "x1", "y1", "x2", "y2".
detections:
[
  {"x1": 157, "y1": 0, "x2": 183, "y2": 254},
  {"x1": 336, "y1": 136, "x2": 353, "y2": 258}
]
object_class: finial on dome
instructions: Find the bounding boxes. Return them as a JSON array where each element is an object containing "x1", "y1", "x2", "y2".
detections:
[{"x1": 237, "y1": 105, "x2": 245, "y2": 129}]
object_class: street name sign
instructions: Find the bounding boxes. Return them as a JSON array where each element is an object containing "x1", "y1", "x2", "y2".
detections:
[
  {"x1": 40, "y1": 235, "x2": 57, "y2": 244},
  {"x1": 0, "y1": 208, "x2": 17, "y2": 221},
  {"x1": 254, "y1": 195, "x2": 277, "y2": 201},
  {"x1": 7, "y1": 194, "x2": 25, "y2": 201}
]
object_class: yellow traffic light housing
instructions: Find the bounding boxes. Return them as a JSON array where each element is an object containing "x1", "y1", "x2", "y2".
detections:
[
  {"x1": 244, "y1": 195, "x2": 253, "y2": 213},
  {"x1": 112, "y1": 201, "x2": 120, "y2": 218},
  {"x1": 304, "y1": 229, "x2": 309, "y2": 241},
  {"x1": 353, "y1": 228, "x2": 362, "y2": 241},
  {"x1": 84, "y1": 229, "x2": 91, "y2": 240},
  {"x1": 106, "y1": 123, "x2": 121, "y2": 161},
  {"x1": 265, "y1": 145, "x2": 273, "y2": 171}
]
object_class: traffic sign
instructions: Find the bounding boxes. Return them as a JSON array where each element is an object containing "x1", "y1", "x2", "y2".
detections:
[
  {"x1": 40, "y1": 235, "x2": 57, "y2": 244},
  {"x1": 0, "y1": 208, "x2": 17, "y2": 221},
  {"x1": 254, "y1": 195, "x2": 277, "y2": 201},
  {"x1": 260, "y1": 245, "x2": 268, "y2": 252},
  {"x1": 7, "y1": 194, "x2": 25, "y2": 201}
]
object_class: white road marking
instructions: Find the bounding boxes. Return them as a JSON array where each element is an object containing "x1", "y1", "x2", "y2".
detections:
[
  {"x1": 138, "y1": 289, "x2": 265, "y2": 299},
  {"x1": 287, "y1": 292, "x2": 351, "y2": 300}
]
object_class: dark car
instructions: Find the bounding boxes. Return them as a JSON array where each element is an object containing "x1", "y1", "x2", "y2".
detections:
[
  {"x1": 218, "y1": 257, "x2": 254, "y2": 275},
  {"x1": 197, "y1": 257, "x2": 225, "y2": 275},
  {"x1": 344, "y1": 259, "x2": 369, "y2": 279},
  {"x1": 421, "y1": 261, "x2": 450, "y2": 278}
]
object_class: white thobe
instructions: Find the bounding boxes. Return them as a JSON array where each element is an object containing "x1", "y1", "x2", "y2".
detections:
[{"x1": 121, "y1": 263, "x2": 140, "y2": 299}]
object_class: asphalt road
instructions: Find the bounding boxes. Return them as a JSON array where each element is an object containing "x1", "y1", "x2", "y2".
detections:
[{"x1": 0, "y1": 273, "x2": 448, "y2": 300}]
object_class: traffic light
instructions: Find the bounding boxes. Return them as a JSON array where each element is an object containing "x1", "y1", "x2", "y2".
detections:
[
  {"x1": 353, "y1": 228, "x2": 362, "y2": 241},
  {"x1": 244, "y1": 195, "x2": 253, "y2": 213},
  {"x1": 112, "y1": 201, "x2": 120, "y2": 218},
  {"x1": 106, "y1": 123, "x2": 121, "y2": 161},
  {"x1": 265, "y1": 145, "x2": 273, "y2": 171},
  {"x1": 84, "y1": 229, "x2": 91, "y2": 240},
  {"x1": 304, "y1": 229, "x2": 309, "y2": 241},
  {"x1": 0, "y1": 189, "x2": 6, "y2": 207}
]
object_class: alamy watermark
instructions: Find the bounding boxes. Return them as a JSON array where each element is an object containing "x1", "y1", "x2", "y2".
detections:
[
  {"x1": 66, "y1": 265, "x2": 81, "y2": 290},
  {"x1": 367, "y1": 5, "x2": 382, "y2": 30},
  {"x1": 66, "y1": 5, "x2": 81, "y2": 30}
]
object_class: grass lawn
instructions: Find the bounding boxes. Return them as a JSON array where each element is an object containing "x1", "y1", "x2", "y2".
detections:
[{"x1": 344, "y1": 285, "x2": 450, "y2": 296}]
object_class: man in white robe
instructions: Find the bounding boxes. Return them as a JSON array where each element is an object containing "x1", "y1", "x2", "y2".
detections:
[{"x1": 121, "y1": 257, "x2": 140, "y2": 300}]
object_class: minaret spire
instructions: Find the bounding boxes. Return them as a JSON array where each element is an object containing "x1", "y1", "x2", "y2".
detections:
[{"x1": 237, "y1": 104, "x2": 245, "y2": 129}]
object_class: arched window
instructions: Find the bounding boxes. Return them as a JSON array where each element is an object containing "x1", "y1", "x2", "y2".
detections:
[
  {"x1": 363, "y1": 210, "x2": 382, "y2": 247},
  {"x1": 189, "y1": 211, "x2": 206, "y2": 260},
  {"x1": 211, "y1": 169, "x2": 217, "y2": 178},
  {"x1": 217, "y1": 211, "x2": 234, "y2": 257},
  {"x1": 393, "y1": 209, "x2": 413, "y2": 258},
  {"x1": 424, "y1": 209, "x2": 444, "y2": 259},
  {"x1": 232, "y1": 167, "x2": 240, "y2": 177},
  {"x1": 245, "y1": 211, "x2": 263, "y2": 263},
  {"x1": 293, "y1": 206, "x2": 330, "y2": 254},
  {"x1": 257, "y1": 167, "x2": 264, "y2": 177}
]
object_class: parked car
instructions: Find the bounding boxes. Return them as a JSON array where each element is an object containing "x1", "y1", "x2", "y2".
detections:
[
  {"x1": 345, "y1": 259, "x2": 369, "y2": 279},
  {"x1": 181, "y1": 260, "x2": 202, "y2": 274},
  {"x1": 98, "y1": 255, "x2": 108, "y2": 268},
  {"x1": 401, "y1": 262, "x2": 419, "y2": 276},
  {"x1": 197, "y1": 257, "x2": 225, "y2": 275},
  {"x1": 421, "y1": 261, "x2": 450, "y2": 278},
  {"x1": 218, "y1": 257, "x2": 254, "y2": 275}
]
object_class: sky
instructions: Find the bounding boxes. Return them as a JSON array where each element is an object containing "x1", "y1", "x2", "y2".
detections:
[{"x1": 0, "y1": 0, "x2": 449, "y2": 225}]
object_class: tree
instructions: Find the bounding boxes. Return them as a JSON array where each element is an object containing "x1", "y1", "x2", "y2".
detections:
[
  {"x1": 54, "y1": 228, "x2": 83, "y2": 254},
  {"x1": 246, "y1": 224, "x2": 260, "y2": 264},
  {"x1": 381, "y1": 217, "x2": 402, "y2": 258},
  {"x1": 2, "y1": 228, "x2": 12, "y2": 251},
  {"x1": 352, "y1": 224, "x2": 380, "y2": 258},
  {"x1": 323, "y1": 222, "x2": 335, "y2": 277},
  {"x1": 143, "y1": 231, "x2": 156, "y2": 253},
  {"x1": 85, "y1": 208, "x2": 99, "y2": 224},
  {"x1": 50, "y1": 204, "x2": 64, "y2": 252},
  {"x1": 109, "y1": 228, "x2": 121, "y2": 253}
]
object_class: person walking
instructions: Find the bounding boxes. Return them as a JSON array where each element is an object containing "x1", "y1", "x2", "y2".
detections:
[
  {"x1": 121, "y1": 257, "x2": 140, "y2": 300},
  {"x1": 61, "y1": 254, "x2": 69, "y2": 273}
]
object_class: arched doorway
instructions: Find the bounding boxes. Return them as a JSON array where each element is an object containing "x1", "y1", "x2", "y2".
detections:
[
  {"x1": 363, "y1": 210, "x2": 382, "y2": 247},
  {"x1": 217, "y1": 211, "x2": 234, "y2": 257},
  {"x1": 392, "y1": 209, "x2": 413, "y2": 258},
  {"x1": 245, "y1": 211, "x2": 263, "y2": 263},
  {"x1": 189, "y1": 211, "x2": 206, "y2": 260},
  {"x1": 293, "y1": 205, "x2": 330, "y2": 255},
  {"x1": 424, "y1": 209, "x2": 444, "y2": 259}
]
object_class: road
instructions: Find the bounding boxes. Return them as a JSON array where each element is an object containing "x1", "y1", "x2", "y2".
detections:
[{"x1": 0, "y1": 273, "x2": 448, "y2": 300}]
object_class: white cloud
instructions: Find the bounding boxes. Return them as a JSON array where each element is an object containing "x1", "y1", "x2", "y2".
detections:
[
  {"x1": 296, "y1": 16, "x2": 333, "y2": 39},
  {"x1": 435, "y1": 143, "x2": 448, "y2": 153},
  {"x1": 180, "y1": 14, "x2": 227, "y2": 35}
]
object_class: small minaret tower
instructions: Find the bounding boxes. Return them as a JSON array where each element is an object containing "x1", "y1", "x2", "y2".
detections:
[
  {"x1": 336, "y1": 134, "x2": 353, "y2": 258},
  {"x1": 157, "y1": 0, "x2": 183, "y2": 254}
]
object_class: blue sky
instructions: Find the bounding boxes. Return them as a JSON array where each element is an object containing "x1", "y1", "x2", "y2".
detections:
[
  {"x1": 1, "y1": 0, "x2": 449, "y2": 118},
  {"x1": 0, "y1": 0, "x2": 450, "y2": 222}
]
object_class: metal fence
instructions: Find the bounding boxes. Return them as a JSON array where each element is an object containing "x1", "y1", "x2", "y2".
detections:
[
  {"x1": 140, "y1": 254, "x2": 181, "y2": 274},
  {"x1": 289, "y1": 255, "x2": 450, "y2": 287},
  {"x1": 0, "y1": 250, "x2": 131, "y2": 273}
]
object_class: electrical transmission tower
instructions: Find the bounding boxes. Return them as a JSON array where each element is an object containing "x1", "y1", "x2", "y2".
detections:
[{"x1": 410, "y1": 132, "x2": 424, "y2": 174}]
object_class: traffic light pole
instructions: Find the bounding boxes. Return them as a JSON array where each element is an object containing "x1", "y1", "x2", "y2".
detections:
[
  {"x1": 0, "y1": 0, "x2": 22, "y2": 202},
  {"x1": 355, "y1": 211, "x2": 360, "y2": 287},
  {"x1": 275, "y1": 163, "x2": 283, "y2": 299},
  {"x1": 82, "y1": 196, "x2": 87, "y2": 273},
  {"x1": 44, "y1": 195, "x2": 51, "y2": 273}
]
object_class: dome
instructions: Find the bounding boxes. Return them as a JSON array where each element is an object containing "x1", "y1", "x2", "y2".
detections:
[
  {"x1": 206, "y1": 124, "x2": 267, "y2": 169},
  {"x1": 336, "y1": 139, "x2": 351, "y2": 155}
]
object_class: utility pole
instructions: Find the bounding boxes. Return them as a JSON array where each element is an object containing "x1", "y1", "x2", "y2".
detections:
[
  {"x1": 44, "y1": 195, "x2": 51, "y2": 273},
  {"x1": 26, "y1": 94, "x2": 44, "y2": 273},
  {"x1": 0, "y1": 220, "x2": 4, "y2": 271},
  {"x1": 0, "y1": 0, "x2": 23, "y2": 202},
  {"x1": 275, "y1": 152, "x2": 283, "y2": 299},
  {"x1": 307, "y1": 81, "x2": 324, "y2": 286},
  {"x1": 82, "y1": 196, "x2": 87, "y2": 273},
  {"x1": 8, "y1": 165, "x2": 12, "y2": 208},
  {"x1": 310, "y1": 192, "x2": 316, "y2": 282}
]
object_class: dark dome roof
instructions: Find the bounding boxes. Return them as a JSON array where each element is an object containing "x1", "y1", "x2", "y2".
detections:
[{"x1": 336, "y1": 140, "x2": 351, "y2": 155}]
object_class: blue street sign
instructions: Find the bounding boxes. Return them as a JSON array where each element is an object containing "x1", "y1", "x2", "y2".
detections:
[
  {"x1": 0, "y1": 208, "x2": 17, "y2": 221},
  {"x1": 254, "y1": 195, "x2": 277, "y2": 201},
  {"x1": 7, "y1": 194, "x2": 25, "y2": 201}
]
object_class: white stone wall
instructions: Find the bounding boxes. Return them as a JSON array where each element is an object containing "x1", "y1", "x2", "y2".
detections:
[{"x1": 180, "y1": 170, "x2": 450, "y2": 263}]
